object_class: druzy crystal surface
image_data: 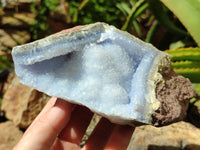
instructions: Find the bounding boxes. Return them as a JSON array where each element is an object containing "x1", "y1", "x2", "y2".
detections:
[{"x1": 12, "y1": 23, "x2": 171, "y2": 125}]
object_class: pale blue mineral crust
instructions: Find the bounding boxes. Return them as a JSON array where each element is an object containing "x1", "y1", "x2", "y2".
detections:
[{"x1": 12, "y1": 23, "x2": 171, "y2": 125}]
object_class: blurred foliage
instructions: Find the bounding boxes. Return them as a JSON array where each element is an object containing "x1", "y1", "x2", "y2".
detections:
[
  {"x1": 27, "y1": 0, "x2": 200, "y2": 83},
  {"x1": 69, "y1": 0, "x2": 149, "y2": 39},
  {"x1": 0, "y1": 55, "x2": 12, "y2": 104},
  {"x1": 194, "y1": 84, "x2": 200, "y2": 95},
  {"x1": 30, "y1": 0, "x2": 59, "y2": 40},
  {"x1": 161, "y1": 0, "x2": 200, "y2": 47},
  {"x1": 0, "y1": 0, "x2": 199, "y2": 84},
  {"x1": 69, "y1": 0, "x2": 200, "y2": 83},
  {"x1": 191, "y1": 83, "x2": 200, "y2": 107},
  {"x1": 68, "y1": 0, "x2": 198, "y2": 48},
  {"x1": 69, "y1": 0, "x2": 125, "y2": 28},
  {"x1": 121, "y1": 0, "x2": 148, "y2": 32},
  {"x1": 0, "y1": 56, "x2": 13, "y2": 70},
  {"x1": 147, "y1": 0, "x2": 188, "y2": 37},
  {"x1": 0, "y1": 1, "x2": 3, "y2": 15},
  {"x1": 165, "y1": 48, "x2": 200, "y2": 83}
]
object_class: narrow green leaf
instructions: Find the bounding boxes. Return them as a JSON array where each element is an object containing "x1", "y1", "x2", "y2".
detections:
[
  {"x1": 132, "y1": 21, "x2": 142, "y2": 37},
  {"x1": 170, "y1": 53, "x2": 200, "y2": 62},
  {"x1": 121, "y1": 0, "x2": 147, "y2": 31},
  {"x1": 193, "y1": 83, "x2": 200, "y2": 95},
  {"x1": 72, "y1": 0, "x2": 90, "y2": 23},
  {"x1": 161, "y1": 0, "x2": 200, "y2": 47},
  {"x1": 116, "y1": 2, "x2": 131, "y2": 16},
  {"x1": 174, "y1": 68, "x2": 200, "y2": 83},
  {"x1": 171, "y1": 61, "x2": 200, "y2": 69},
  {"x1": 132, "y1": 2, "x2": 148, "y2": 19},
  {"x1": 166, "y1": 47, "x2": 200, "y2": 83},
  {"x1": 147, "y1": 0, "x2": 187, "y2": 36},
  {"x1": 166, "y1": 47, "x2": 200, "y2": 61},
  {"x1": 145, "y1": 20, "x2": 159, "y2": 43},
  {"x1": 166, "y1": 48, "x2": 200, "y2": 55}
]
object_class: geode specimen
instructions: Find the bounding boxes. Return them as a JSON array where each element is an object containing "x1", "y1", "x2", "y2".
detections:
[{"x1": 12, "y1": 23, "x2": 196, "y2": 126}]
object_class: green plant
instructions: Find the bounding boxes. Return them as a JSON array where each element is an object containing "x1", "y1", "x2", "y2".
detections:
[
  {"x1": 30, "y1": 0, "x2": 59, "y2": 40},
  {"x1": 147, "y1": 0, "x2": 187, "y2": 37},
  {"x1": 121, "y1": 0, "x2": 148, "y2": 32},
  {"x1": 166, "y1": 48, "x2": 200, "y2": 83},
  {"x1": 69, "y1": 0, "x2": 126, "y2": 28},
  {"x1": 69, "y1": 0, "x2": 152, "y2": 39},
  {"x1": 160, "y1": 0, "x2": 200, "y2": 47},
  {"x1": 29, "y1": 0, "x2": 200, "y2": 83},
  {"x1": 0, "y1": 56, "x2": 13, "y2": 70},
  {"x1": 190, "y1": 83, "x2": 200, "y2": 107},
  {"x1": 194, "y1": 84, "x2": 200, "y2": 95},
  {"x1": 0, "y1": 1, "x2": 4, "y2": 16}
]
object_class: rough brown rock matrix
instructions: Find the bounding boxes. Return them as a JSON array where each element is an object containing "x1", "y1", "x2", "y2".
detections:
[{"x1": 152, "y1": 68, "x2": 197, "y2": 126}]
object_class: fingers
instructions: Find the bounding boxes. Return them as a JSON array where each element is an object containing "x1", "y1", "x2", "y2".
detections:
[
  {"x1": 14, "y1": 98, "x2": 73, "y2": 150},
  {"x1": 14, "y1": 97, "x2": 135, "y2": 150},
  {"x1": 35, "y1": 97, "x2": 58, "y2": 120},
  {"x1": 58, "y1": 105, "x2": 93, "y2": 145},
  {"x1": 83, "y1": 118, "x2": 115, "y2": 150},
  {"x1": 24, "y1": 97, "x2": 58, "y2": 134},
  {"x1": 51, "y1": 138, "x2": 82, "y2": 150},
  {"x1": 50, "y1": 138, "x2": 81, "y2": 150},
  {"x1": 104, "y1": 125, "x2": 135, "y2": 150}
]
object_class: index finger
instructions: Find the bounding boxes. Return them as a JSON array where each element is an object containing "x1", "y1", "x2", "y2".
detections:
[{"x1": 14, "y1": 98, "x2": 73, "y2": 150}]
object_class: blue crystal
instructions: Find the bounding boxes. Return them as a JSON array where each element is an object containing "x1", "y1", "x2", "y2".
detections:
[{"x1": 12, "y1": 23, "x2": 171, "y2": 125}]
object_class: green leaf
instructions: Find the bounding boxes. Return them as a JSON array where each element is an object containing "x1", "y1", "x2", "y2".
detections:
[
  {"x1": 0, "y1": 56, "x2": 13, "y2": 70},
  {"x1": 72, "y1": 0, "x2": 90, "y2": 23},
  {"x1": 171, "y1": 61, "x2": 200, "y2": 69},
  {"x1": 121, "y1": 0, "x2": 147, "y2": 31},
  {"x1": 166, "y1": 47, "x2": 200, "y2": 83},
  {"x1": 132, "y1": 2, "x2": 148, "y2": 19},
  {"x1": 193, "y1": 83, "x2": 200, "y2": 95},
  {"x1": 161, "y1": 0, "x2": 200, "y2": 47},
  {"x1": 166, "y1": 47, "x2": 200, "y2": 61},
  {"x1": 44, "y1": 0, "x2": 58, "y2": 11},
  {"x1": 39, "y1": 23, "x2": 47, "y2": 31},
  {"x1": 147, "y1": 0, "x2": 187, "y2": 36},
  {"x1": 169, "y1": 41, "x2": 186, "y2": 50},
  {"x1": 132, "y1": 21, "x2": 142, "y2": 37},
  {"x1": 116, "y1": 2, "x2": 131, "y2": 16},
  {"x1": 174, "y1": 68, "x2": 200, "y2": 83},
  {"x1": 170, "y1": 53, "x2": 200, "y2": 62},
  {"x1": 145, "y1": 20, "x2": 159, "y2": 43}
]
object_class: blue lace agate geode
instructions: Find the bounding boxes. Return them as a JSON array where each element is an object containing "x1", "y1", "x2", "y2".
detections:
[{"x1": 12, "y1": 23, "x2": 172, "y2": 125}]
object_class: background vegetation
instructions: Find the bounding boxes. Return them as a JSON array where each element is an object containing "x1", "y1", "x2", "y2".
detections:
[{"x1": 0, "y1": 0, "x2": 200, "y2": 104}]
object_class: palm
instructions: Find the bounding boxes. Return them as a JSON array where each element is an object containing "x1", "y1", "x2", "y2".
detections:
[{"x1": 14, "y1": 98, "x2": 134, "y2": 150}]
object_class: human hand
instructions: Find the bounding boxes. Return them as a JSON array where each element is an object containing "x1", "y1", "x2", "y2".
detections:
[{"x1": 13, "y1": 97, "x2": 135, "y2": 150}]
